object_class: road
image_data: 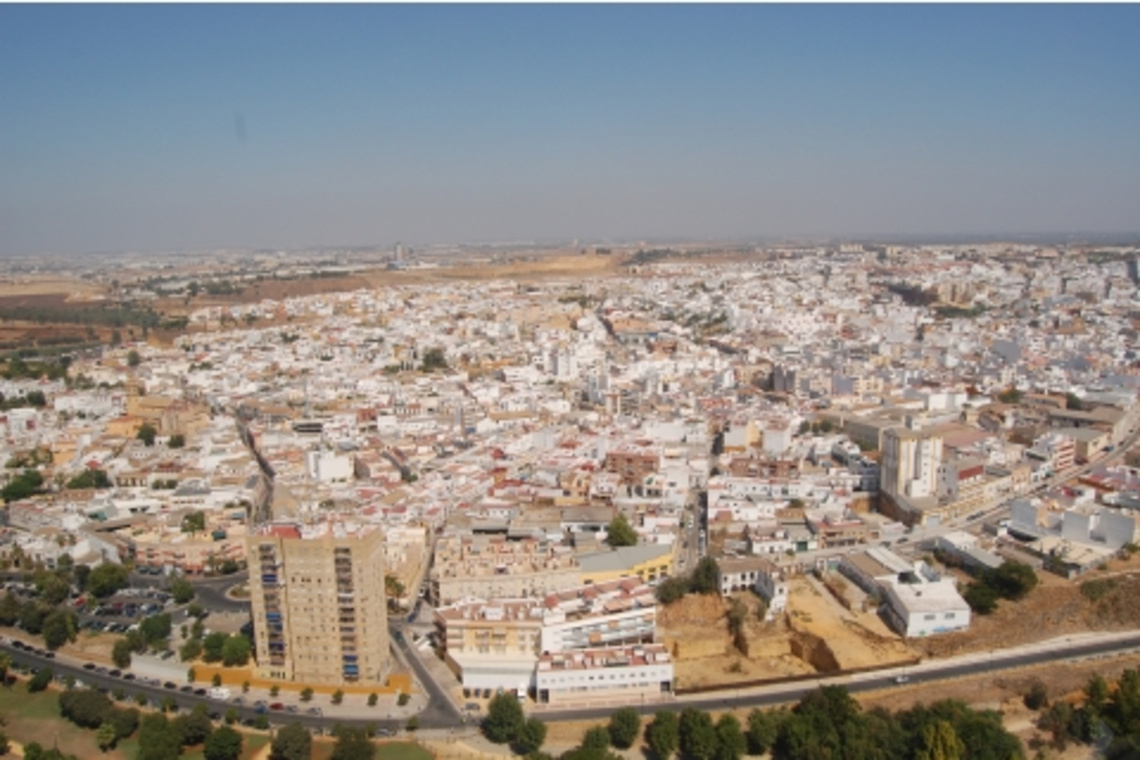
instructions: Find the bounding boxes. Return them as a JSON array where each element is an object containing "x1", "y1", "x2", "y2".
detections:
[{"x1": 6, "y1": 630, "x2": 1140, "y2": 730}]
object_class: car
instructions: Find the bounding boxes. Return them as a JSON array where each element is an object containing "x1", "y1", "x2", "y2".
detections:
[
  {"x1": 83, "y1": 663, "x2": 96, "y2": 671},
  {"x1": 269, "y1": 702, "x2": 284, "y2": 711},
  {"x1": 194, "y1": 688, "x2": 207, "y2": 696},
  {"x1": 232, "y1": 697, "x2": 245, "y2": 705},
  {"x1": 307, "y1": 707, "x2": 322, "y2": 716},
  {"x1": 163, "y1": 682, "x2": 177, "y2": 690},
  {"x1": 95, "y1": 667, "x2": 108, "y2": 674},
  {"x1": 376, "y1": 728, "x2": 394, "y2": 737},
  {"x1": 254, "y1": 700, "x2": 267, "y2": 708},
  {"x1": 160, "y1": 651, "x2": 175, "y2": 660},
  {"x1": 254, "y1": 705, "x2": 268, "y2": 715},
  {"x1": 123, "y1": 673, "x2": 136, "y2": 681},
  {"x1": 179, "y1": 686, "x2": 194, "y2": 693},
  {"x1": 109, "y1": 669, "x2": 121, "y2": 677},
  {"x1": 208, "y1": 712, "x2": 221, "y2": 721},
  {"x1": 894, "y1": 675, "x2": 910, "y2": 684},
  {"x1": 286, "y1": 705, "x2": 298, "y2": 713},
  {"x1": 43, "y1": 651, "x2": 55, "y2": 659}
]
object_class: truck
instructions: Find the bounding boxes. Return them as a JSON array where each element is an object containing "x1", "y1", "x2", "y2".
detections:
[{"x1": 208, "y1": 686, "x2": 232, "y2": 701}]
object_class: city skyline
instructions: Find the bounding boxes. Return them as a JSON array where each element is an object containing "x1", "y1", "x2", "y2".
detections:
[{"x1": 2, "y1": 4, "x2": 1139, "y2": 257}]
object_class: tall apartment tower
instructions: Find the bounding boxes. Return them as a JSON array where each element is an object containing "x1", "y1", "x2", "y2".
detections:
[
  {"x1": 881, "y1": 417, "x2": 943, "y2": 502},
  {"x1": 248, "y1": 521, "x2": 390, "y2": 687}
]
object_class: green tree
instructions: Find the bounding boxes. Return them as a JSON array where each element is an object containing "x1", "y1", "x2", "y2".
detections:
[
  {"x1": 582, "y1": 726, "x2": 612, "y2": 752},
  {"x1": 59, "y1": 688, "x2": 114, "y2": 728},
  {"x1": 224, "y1": 708, "x2": 238, "y2": 726},
  {"x1": 109, "y1": 707, "x2": 139, "y2": 740},
  {"x1": 0, "y1": 593, "x2": 21, "y2": 626},
  {"x1": 19, "y1": 600, "x2": 49, "y2": 634},
  {"x1": 269, "y1": 722, "x2": 312, "y2": 760},
  {"x1": 1, "y1": 469, "x2": 43, "y2": 502},
  {"x1": 332, "y1": 688, "x2": 344, "y2": 705},
  {"x1": 169, "y1": 575, "x2": 195, "y2": 604},
  {"x1": 0, "y1": 651, "x2": 10, "y2": 687},
  {"x1": 517, "y1": 717, "x2": 547, "y2": 754},
  {"x1": 715, "y1": 713, "x2": 747, "y2": 760},
  {"x1": 331, "y1": 726, "x2": 375, "y2": 760},
  {"x1": 606, "y1": 513, "x2": 639, "y2": 547},
  {"x1": 656, "y1": 576, "x2": 690, "y2": 604},
  {"x1": 26, "y1": 667, "x2": 53, "y2": 692},
  {"x1": 112, "y1": 638, "x2": 133, "y2": 669},
  {"x1": 609, "y1": 707, "x2": 641, "y2": 749},
  {"x1": 1024, "y1": 680, "x2": 1049, "y2": 711},
  {"x1": 42, "y1": 609, "x2": 76, "y2": 650},
  {"x1": 1065, "y1": 392, "x2": 1084, "y2": 411},
  {"x1": 136, "y1": 422, "x2": 158, "y2": 447},
  {"x1": 745, "y1": 708, "x2": 780, "y2": 756},
  {"x1": 66, "y1": 469, "x2": 111, "y2": 489},
  {"x1": 127, "y1": 350, "x2": 141, "y2": 368},
  {"x1": 181, "y1": 511, "x2": 206, "y2": 533},
  {"x1": 87, "y1": 563, "x2": 129, "y2": 598},
  {"x1": 963, "y1": 582, "x2": 999, "y2": 614},
  {"x1": 139, "y1": 613, "x2": 172, "y2": 646},
  {"x1": 300, "y1": 687, "x2": 314, "y2": 703},
  {"x1": 690, "y1": 556, "x2": 721, "y2": 595},
  {"x1": 73, "y1": 564, "x2": 91, "y2": 592},
  {"x1": 646, "y1": 710, "x2": 680, "y2": 760},
  {"x1": 680, "y1": 709, "x2": 718, "y2": 760},
  {"x1": 179, "y1": 638, "x2": 203, "y2": 662},
  {"x1": 137, "y1": 713, "x2": 184, "y2": 760},
  {"x1": 985, "y1": 561, "x2": 1038, "y2": 601},
  {"x1": 168, "y1": 434, "x2": 186, "y2": 449},
  {"x1": 203, "y1": 725, "x2": 243, "y2": 760},
  {"x1": 33, "y1": 570, "x2": 71, "y2": 605},
  {"x1": 367, "y1": 692, "x2": 377, "y2": 707},
  {"x1": 176, "y1": 703, "x2": 214, "y2": 747},
  {"x1": 96, "y1": 721, "x2": 119, "y2": 751},
  {"x1": 221, "y1": 635, "x2": 251, "y2": 666},
  {"x1": 483, "y1": 691, "x2": 525, "y2": 744},
  {"x1": 916, "y1": 719, "x2": 966, "y2": 760}
]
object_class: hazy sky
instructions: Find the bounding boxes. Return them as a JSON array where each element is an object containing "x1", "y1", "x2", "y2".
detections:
[{"x1": 2, "y1": 4, "x2": 1139, "y2": 256}]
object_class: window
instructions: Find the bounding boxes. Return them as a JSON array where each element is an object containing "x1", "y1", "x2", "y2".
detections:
[
  {"x1": 944, "y1": 612, "x2": 955, "y2": 619},
  {"x1": 924, "y1": 614, "x2": 936, "y2": 621}
]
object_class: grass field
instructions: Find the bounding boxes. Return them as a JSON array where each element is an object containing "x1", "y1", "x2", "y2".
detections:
[
  {"x1": 0, "y1": 681, "x2": 274, "y2": 760},
  {"x1": 311, "y1": 738, "x2": 434, "y2": 760}
]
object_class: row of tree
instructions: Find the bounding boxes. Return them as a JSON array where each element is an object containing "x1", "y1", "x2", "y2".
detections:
[{"x1": 485, "y1": 684, "x2": 1025, "y2": 760}]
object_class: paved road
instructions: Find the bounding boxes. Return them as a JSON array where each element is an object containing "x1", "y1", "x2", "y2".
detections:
[{"x1": 7, "y1": 630, "x2": 1139, "y2": 731}]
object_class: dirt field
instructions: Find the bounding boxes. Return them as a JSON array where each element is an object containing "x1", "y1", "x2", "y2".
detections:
[{"x1": 659, "y1": 578, "x2": 917, "y2": 690}]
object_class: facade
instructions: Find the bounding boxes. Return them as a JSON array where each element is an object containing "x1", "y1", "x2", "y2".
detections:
[
  {"x1": 881, "y1": 577, "x2": 971, "y2": 638},
  {"x1": 247, "y1": 521, "x2": 390, "y2": 687},
  {"x1": 536, "y1": 643, "x2": 673, "y2": 705},
  {"x1": 881, "y1": 420, "x2": 944, "y2": 502}
]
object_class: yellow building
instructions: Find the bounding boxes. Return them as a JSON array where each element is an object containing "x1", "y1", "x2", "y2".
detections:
[{"x1": 248, "y1": 521, "x2": 390, "y2": 687}]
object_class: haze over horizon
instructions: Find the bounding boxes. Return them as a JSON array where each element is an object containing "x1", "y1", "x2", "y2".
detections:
[{"x1": 2, "y1": 4, "x2": 1139, "y2": 258}]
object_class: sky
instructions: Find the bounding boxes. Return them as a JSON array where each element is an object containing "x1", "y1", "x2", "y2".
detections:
[{"x1": 1, "y1": 4, "x2": 1139, "y2": 257}]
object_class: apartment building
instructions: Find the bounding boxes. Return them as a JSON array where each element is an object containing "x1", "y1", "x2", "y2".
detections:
[
  {"x1": 428, "y1": 534, "x2": 582, "y2": 606},
  {"x1": 247, "y1": 520, "x2": 390, "y2": 687},
  {"x1": 536, "y1": 643, "x2": 673, "y2": 705},
  {"x1": 434, "y1": 576, "x2": 666, "y2": 699}
]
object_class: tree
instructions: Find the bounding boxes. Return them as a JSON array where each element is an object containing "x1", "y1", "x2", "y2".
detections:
[
  {"x1": 916, "y1": 719, "x2": 966, "y2": 760},
  {"x1": 517, "y1": 717, "x2": 547, "y2": 754},
  {"x1": 690, "y1": 556, "x2": 721, "y2": 595},
  {"x1": 112, "y1": 638, "x2": 132, "y2": 669},
  {"x1": 66, "y1": 468, "x2": 111, "y2": 490},
  {"x1": 483, "y1": 691, "x2": 525, "y2": 744},
  {"x1": 169, "y1": 575, "x2": 195, "y2": 604},
  {"x1": 331, "y1": 726, "x2": 375, "y2": 760},
  {"x1": 42, "y1": 609, "x2": 76, "y2": 650},
  {"x1": 656, "y1": 576, "x2": 690, "y2": 605},
  {"x1": 221, "y1": 635, "x2": 251, "y2": 666},
  {"x1": 127, "y1": 350, "x2": 141, "y2": 368},
  {"x1": 420, "y1": 347, "x2": 448, "y2": 372},
  {"x1": 181, "y1": 511, "x2": 206, "y2": 533},
  {"x1": 745, "y1": 708, "x2": 779, "y2": 756},
  {"x1": 187, "y1": 602, "x2": 206, "y2": 619},
  {"x1": 88, "y1": 563, "x2": 129, "y2": 598},
  {"x1": 108, "y1": 707, "x2": 139, "y2": 740},
  {"x1": 1024, "y1": 680, "x2": 1049, "y2": 711},
  {"x1": 59, "y1": 688, "x2": 114, "y2": 728},
  {"x1": 997, "y1": 387, "x2": 1022, "y2": 405},
  {"x1": 176, "y1": 703, "x2": 214, "y2": 746},
  {"x1": 0, "y1": 593, "x2": 21, "y2": 626},
  {"x1": 963, "y1": 582, "x2": 999, "y2": 615},
  {"x1": 204, "y1": 725, "x2": 243, "y2": 760},
  {"x1": 139, "y1": 613, "x2": 172, "y2": 646},
  {"x1": 73, "y1": 564, "x2": 91, "y2": 592},
  {"x1": 180, "y1": 638, "x2": 203, "y2": 662},
  {"x1": 985, "y1": 561, "x2": 1038, "y2": 601},
  {"x1": 582, "y1": 726, "x2": 612, "y2": 752},
  {"x1": 269, "y1": 685, "x2": 280, "y2": 697},
  {"x1": 332, "y1": 688, "x2": 344, "y2": 705},
  {"x1": 606, "y1": 513, "x2": 639, "y2": 547},
  {"x1": 137, "y1": 713, "x2": 183, "y2": 760},
  {"x1": 1, "y1": 469, "x2": 43, "y2": 502},
  {"x1": 715, "y1": 714, "x2": 747, "y2": 760},
  {"x1": 33, "y1": 570, "x2": 71, "y2": 605},
  {"x1": 96, "y1": 721, "x2": 119, "y2": 751},
  {"x1": 1066, "y1": 392, "x2": 1084, "y2": 411},
  {"x1": 136, "y1": 422, "x2": 158, "y2": 447},
  {"x1": 609, "y1": 707, "x2": 641, "y2": 749},
  {"x1": 0, "y1": 651, "x2": 10, "y2": 687},
  {"x1": 168, "y1": 434, "x2": 186, "y2": 449},
  {"x1": 647, "y1": 710, "x2": 680, "y2": 760},
  {"x1": 269, "y1": 722, "x2": 312, "y2": 760},
  {"x1": 19, "y1": 600, "x2": 49, "y2": 634},
  {"x1": 301, "y1": 687, "x2": 314, "y2": 703},
  {"x1": 27, "y1": 667, "x2": 53, "y2": 692},
  {"x1": 367, "y1": 692, "x2": 377, "y2": 707},
  {"x1": 680, "y1": 708, "x2": 718, "y2": 760}
]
